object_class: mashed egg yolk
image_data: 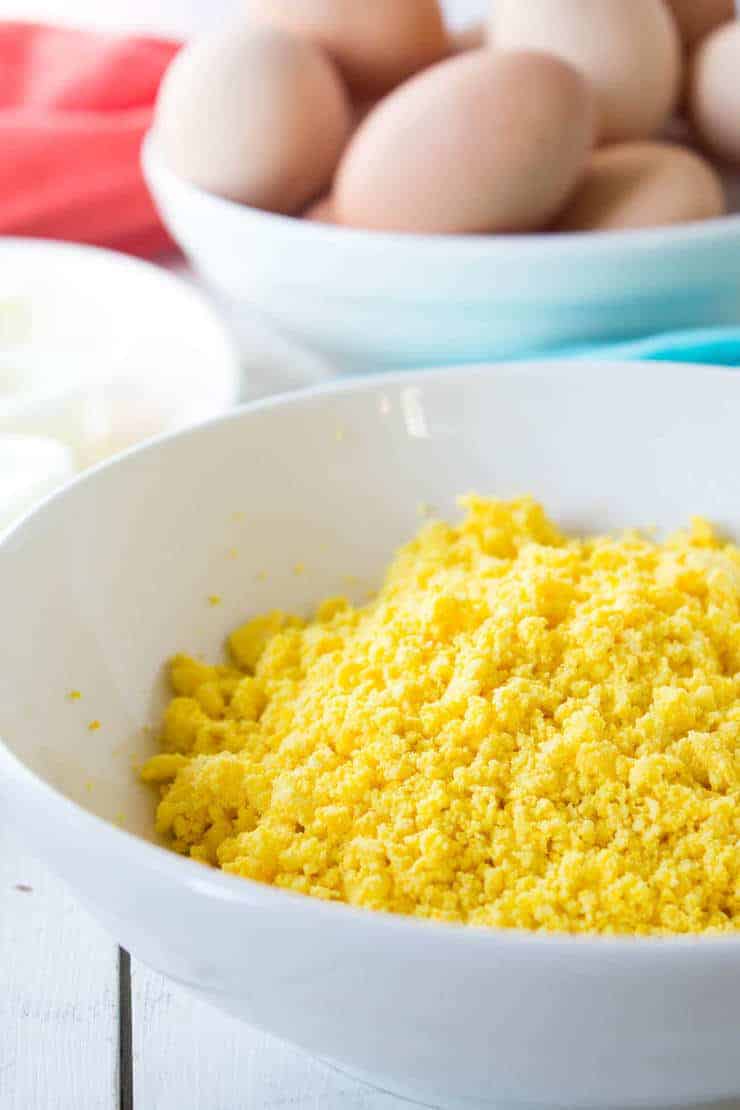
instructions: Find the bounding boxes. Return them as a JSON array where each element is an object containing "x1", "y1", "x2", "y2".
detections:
[{"x1": 142, "y1": 497, "x2": 739, "y2": 935}]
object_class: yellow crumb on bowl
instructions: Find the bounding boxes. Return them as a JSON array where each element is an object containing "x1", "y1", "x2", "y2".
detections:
[
  {"x1": 142, "y1": 497, "x2": 740, "y2": 936},
  {"x1": 208, "y1": 595, "x2": 222, "y2": 607},
  {"x1": 68, "y1": 690, "x2": 82, "y2": 702},
  {"x1": 88, "y1": 720, "x2": 101, "y2": 732}
]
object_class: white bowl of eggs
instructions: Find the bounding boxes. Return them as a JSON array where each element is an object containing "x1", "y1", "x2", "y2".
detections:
[{"x1": 143, "y1": 0, "x2": 740, "y2": 372}]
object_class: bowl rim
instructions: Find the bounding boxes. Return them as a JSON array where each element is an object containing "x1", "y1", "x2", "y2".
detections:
[
  {"x1": 2, "y1": 358, "x2": 740, "y2": 957},
  {"x1": 143, "y1": 131, "x2": 740, "y2": 258}
]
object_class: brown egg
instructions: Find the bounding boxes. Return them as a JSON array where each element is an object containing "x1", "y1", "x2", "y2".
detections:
[
  {"x1": 248, "y1": 0, "x2": 449, "y2": 95},
  {"x1": 305, "y1": 196, "x2": 336, "y2": 224},
  {"x1": 555, "y1": 142, "x2": 726, "y2": 231},
  {"x1": 491, "y1": 0, "x2": 682, "y2": 143},
  {"x1": 451, "y1": 22, "x2": 487, "y2": 54},
  {"x1": 690, "y1": 21, "x2": 740, "y2": 165},
  {"x1": 351, "y1": 97, "x2": 379, "y2": 131},
  {"x1": 335, "y1": 50, "x2": 596, "y2": 234},
  {"x1": 666, "y1": 0, "x2": 734, "y2": 49},
  {"x1": 154, "y1": 27, "x2": 351, "y2": 214}
]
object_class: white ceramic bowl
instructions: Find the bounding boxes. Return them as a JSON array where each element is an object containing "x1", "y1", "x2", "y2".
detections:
[
  {"x1": 1, "y1": 362, "x2": 739, "y2": 1110},
  {"x1": 143, "y1": 136, "x2": 740, "y2": 373}
]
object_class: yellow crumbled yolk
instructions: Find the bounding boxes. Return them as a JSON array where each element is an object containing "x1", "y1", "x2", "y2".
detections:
[{"x1": 142, "y1": 497, "x2": 739, "y2": 935}]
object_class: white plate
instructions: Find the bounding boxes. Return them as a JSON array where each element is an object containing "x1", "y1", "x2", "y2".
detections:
[
  {"x1": 0, "y1": 435, "x2": 75, "y2": 529},
  {"x1": 0, "y1": 239, "x2": 241, "y2": 469}
]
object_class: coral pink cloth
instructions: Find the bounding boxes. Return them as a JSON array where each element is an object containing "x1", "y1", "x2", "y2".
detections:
[{"x1": 0, "y1": 23, "x2": 180, "y2": 257}]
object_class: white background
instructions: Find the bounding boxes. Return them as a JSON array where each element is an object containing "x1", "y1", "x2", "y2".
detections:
[{"x1": 0, "y1": 0, "x2": 487, "y2": 35}]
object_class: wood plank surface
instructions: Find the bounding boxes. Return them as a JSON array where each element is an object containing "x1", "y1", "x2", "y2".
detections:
[
  {"x1": 0, "y1": 821, "x2": 119, "y2": 1110},
  {"x1": 131, "y1": 961, "x2": 406, "y2": 1110}
]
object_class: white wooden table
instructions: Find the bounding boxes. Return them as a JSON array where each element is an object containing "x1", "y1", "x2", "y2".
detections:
[{"x1": 1, "y1": 821, "x2": 414, "y2": 1109}]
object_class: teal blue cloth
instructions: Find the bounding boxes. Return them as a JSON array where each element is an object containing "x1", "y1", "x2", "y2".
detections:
[{"x1": 559, "y1": 327, "x2": 740, "y2": 366}]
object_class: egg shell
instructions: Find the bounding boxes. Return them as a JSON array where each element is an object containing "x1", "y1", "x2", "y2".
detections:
[
  {"x1": 667, "y1": 0, "x2": 734, "y2": 49},
  {"x1": 451, "y1": 22, "x2": 487, "y2": 54},
  {"x1": 335, "y1": 50, "x2": 595, "y2": 235},
  {"x1": 351, "y1": 97, "x2": 379, "y2": 131},
  {"x1": 690, "y1": 21, "x2": 740, "y2": 165},
  {"x1": 248, "y1": 0, "x2": 449, "y2": 95},
  {"x1": 304, "y1": 196, "x2": 336, "y2": 224},
  {"x1": 491, "y1": 0, "x2": 682, "y2": 144},
  {"x1": 555, "y1": 141, "x2": 726, "y2": 231},
  {"x1": 154, "y1": 26, "x2": 351, "y2": 214}
]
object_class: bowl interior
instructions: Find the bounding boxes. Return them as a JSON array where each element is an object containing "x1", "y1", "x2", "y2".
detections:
[{"x1": 1, "y1": 361, "x2": 739, "y2": 844}]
